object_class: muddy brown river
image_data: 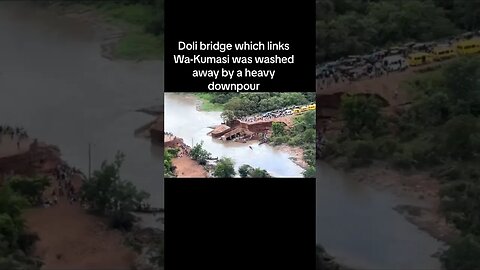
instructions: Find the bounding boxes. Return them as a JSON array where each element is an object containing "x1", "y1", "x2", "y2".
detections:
[
  {"x1": 0, "y1": 2, "x2": 164, "y2": 211},
  {"x1": 0, "y1": 1, "x2": 444, "y2": 269}
]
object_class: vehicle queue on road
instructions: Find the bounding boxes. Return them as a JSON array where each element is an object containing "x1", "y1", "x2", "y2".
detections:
[{"x1": 317, "y1": 31, "x2": 480, "y2": 88}]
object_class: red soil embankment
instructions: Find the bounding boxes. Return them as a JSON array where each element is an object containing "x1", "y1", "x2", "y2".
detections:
[
  {"x1": 0, "y1": 140, "x2": 61, "y2": 181},
  {"x1": 0, "y1": 137, "x2": 137, "y2": 270},
  {"x1": 24, "y1": 176, "x2": 136, "y2": 270}
]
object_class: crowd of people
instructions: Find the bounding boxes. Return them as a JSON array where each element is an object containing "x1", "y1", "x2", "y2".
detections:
[
  {"x1": 164, "y1": 131, "x2": 190, "y2": 158},
  {"x1": 239, "y1": 107, "x2": 295, "y2": 123},
  {"x1": 43, "y1": 163, "x2": 80, "y2": 208},
  {"x1": 317, "y1": 31, "x2": 480, "y2": 89},
  {"x1": 0, "y1": 125, "x2": 29, "y2": 149},
  {"x1": 176, "y1": 143, "x2": 190, "y2": 158}
]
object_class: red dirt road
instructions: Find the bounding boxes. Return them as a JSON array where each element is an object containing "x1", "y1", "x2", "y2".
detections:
[
  {"x1": 173, "y1": 156, "x2": 207, "y2": 178},
  {"x1": 24, "y1": 177, "x2": 136, "y2": 270}
]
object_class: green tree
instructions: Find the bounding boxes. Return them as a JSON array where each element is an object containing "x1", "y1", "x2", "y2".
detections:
[
  {"x1": 341, "y1": 95, "x2": 384, "y2": 138},
  {"x1": 221, "y1": 110, "x2": 236, "y2": 125},
  {"x1": 444, "y1": 58, "x2": 480, "y2": 116},
  {"x1": 164, "y1": 149, "x2": 174, "y2": 177},
  {"x1": 303, "y1": 166, "x2": 316, "y2": 178},
  {"x1": 189, "y1": 141, "x2": 211, "y2": 165},
  {"x1": 248, "y1": 168, "x2": 272, "y2": 178},
  {"x1": 238, "y1": 164, "x2": 253, "y2": 178},
  {"x1": 442, "y1": 115, "x2": 480, "y2": 160},
  {"x1": 272, "y1": 122, "x2": 285, "y2": 137},
  {"x1": 7, "y1": 176, "x2": 50, "y2": 206},
  {"x1": 442, "y1": 235, "x2": 480, "y2": 270},
  {"x1": 81, "y1": 152, "x2": 150, "y2": 230},
  {"x1": 0, "y1": 185, "x2": 39, "y2": 269},
  {"x1": 213, "y1": 158, "x2": 236, "y2": 178}
]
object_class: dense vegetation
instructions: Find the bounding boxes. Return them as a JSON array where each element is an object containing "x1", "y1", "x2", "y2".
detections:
[
  {"x1": 322, "y1": 56, "x2": 480, "y2": 269},
  {"x1": 196, "y1": 92, "x2": 315, "y2": 115},
  {"x1": 316, "y1": 0, "x2": 480, "y2": 63},
  {"x1": 42, "y1": 0, "x2": 163, "y2": 59},
  {"x1": 7, "y1": 176, "x2": 50, "y2": 206},
  {"x1": 164, "y1": 148, "x2": 178, "y2": 177},
  {"x1": 183, "y1": 142, "x2": 274, "y2": 178},
  {"x1": 213, "y1": 158, "x2": 236, "y2": 178},
  {"x1": 81, "y1": 152, "x2": 150, "y2": 230},
  {"x1": 270, "y1": 110, "x2": 317, "y2": 177},
  {"x1": 238, "y1": 164, "x2": 272, "y2": 178},
  {"x1": 190, "y1": 141, "x2": 212, "y2": 165},
  {"x1": 0, "y1": 178, "x2": 46, "y2": 270}
]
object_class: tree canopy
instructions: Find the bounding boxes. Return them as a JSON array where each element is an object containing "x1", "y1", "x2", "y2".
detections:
[
  {"x1": 213, "y1": 158, "x2": 236, "y2": 178},
  {"x1": 315, "y1": 0, "x2": 480, "y2": 63},
  {"x1": 81, "y1": 152, "x2": 150, "y2": 230}
]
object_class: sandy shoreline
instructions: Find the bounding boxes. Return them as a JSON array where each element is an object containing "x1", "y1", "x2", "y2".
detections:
[
  {"x1": 325, "y1": 158, "x2": 458, "y2": 244},
  {"x1": 274, "y1": 144, "x2": 309, "y2": 169}
]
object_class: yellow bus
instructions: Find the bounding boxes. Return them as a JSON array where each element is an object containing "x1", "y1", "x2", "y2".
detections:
[
  {"x1": 307, "y1": 104, "x2": 316, "y2": 110},
  {"x1": 293, "y1": 108, "x2": 301, "y2": 114},
  {"x1": 300, "y1": 106, "x2": 309, "y2": 112},
  {"x1": 407, "y1": 52, "x2": 433, "y2": 67},
  {"x1": 456, "y1": 39, "x2": 480, "y2": 55},
  {"x1": 432, "y1": 45, "x2": 456, "y2": 61}
]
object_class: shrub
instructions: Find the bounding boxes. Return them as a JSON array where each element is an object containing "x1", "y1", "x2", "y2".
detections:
[
  {"x1": 271, "y1": 136, "x2": 288, "y2": 146},
  {"x1": 392, "y1": 151, "x2": 414, "y2": 170},
  {"x1": 287, "y1": 135, "x2": 303, "y2": 146},
  {"x1": 346, "y1": 140, "x2": 375, "y2": 167},
  {"x1": 442, "y1": 235, "x2": 480, "y2": 270},
  {"x1": 376, "y1": 137, "x2": 398, "y2": 159}
]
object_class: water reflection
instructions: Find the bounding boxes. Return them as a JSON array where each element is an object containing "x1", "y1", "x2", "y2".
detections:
[{"x1": 316, "y1": 161, "x2": 444, "y2": 269}]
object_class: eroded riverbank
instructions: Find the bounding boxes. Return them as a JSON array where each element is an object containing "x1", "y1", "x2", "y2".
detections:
[
  {"x1": 164, "y1": 93, "x2": 305, "y2": 177},
  {"x1": 316, "y1": 161, "x2": 445, "y2": 270},
  {"x1": 0, "y1": 1, "x2": 164, "y2": 208}
]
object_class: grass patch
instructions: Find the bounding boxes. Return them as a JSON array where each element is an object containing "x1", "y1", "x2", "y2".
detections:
[
  {"x1": 195, "y1": 93, "x2": 224, "y2": 111},
  {"x1": 113, "y1": 32, "x2": 163, "y2": 60},
  {"x1": 100, "y1": 4, "x2": 155, "y2": 27},
  {"x1": 87, "y1": 2, "x2": 163, "y2": 60}
]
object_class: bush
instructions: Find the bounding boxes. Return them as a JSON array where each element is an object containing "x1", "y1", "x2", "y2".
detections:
[
  {"x1": 392, "y1": 151, "x2": 415, "y2": 170},
  {"x1": 190, "y1": 141, "x2": 211, "y2": 165},
  {"x1": 376, "y1": 137, "x2": 399, "y2": 159},
  {"x1": 303, "y1": 166, "x2": 316, "y2": 178},
  {"x1": 287, "y1": 135, "x2": 303, "y2": 146},
  {"x1": 17, "y1": 232, "x2": 39, "y2": 254},
  {"x1": 271, "y1": 136, "x2": 288, "y2": 146},
  {"x1": 442, "y1": 235, "x2": 480, "y2": 270},
  {"x1": 238, "y1": 164, "x2": 252, "y2": 178},
  {"x1": 346, "y1": 140, "x2": 376, "y2": 167},
  {"x1": 109, "y1": 212, "x2": 136, "y2": 231},
  {"x1": 213, "y1": 158, "x2": 236, "y2": 178},
  {"x1": 321, "y1": 140, "x2": 340, "y2": 158}
]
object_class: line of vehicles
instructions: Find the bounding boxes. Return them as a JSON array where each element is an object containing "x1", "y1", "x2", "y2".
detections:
[
  {"x1": 317, "y1": 31, "x2": 480, "y2": 80},
  {"x1": 239, "y1": 103, "x2": 316, "y2": 122},
  {"x1": 291, "y1": 103, "x2": 316, "y2": 115},
  {"x1": 408, "y1": 38, "x2": 480, "y2": 66}
]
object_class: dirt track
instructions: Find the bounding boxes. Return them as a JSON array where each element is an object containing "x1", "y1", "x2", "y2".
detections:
[
  {"x1": 24, "y1": 176, "x2": 136, "y2": 270},
  {"x1": 172, "y1": 156, "x2": 208, "y2": 178}
]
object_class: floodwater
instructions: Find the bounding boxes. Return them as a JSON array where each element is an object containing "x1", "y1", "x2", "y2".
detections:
[
  {"x1": 164, "y1": 93, "x2": 305, "y2": 177},
  {"x1": 0, "y1": 1, "x2": 445, "y2": 268},
  {"x1": 0, "y1": 2, "x2": 164, "y2": 217},
  {"x1": 317, "y1": 162, "x2": 444, "y2": 270}
]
